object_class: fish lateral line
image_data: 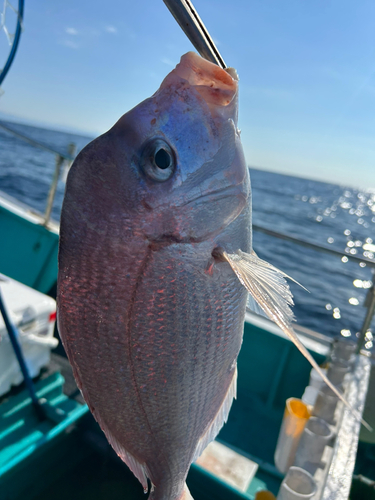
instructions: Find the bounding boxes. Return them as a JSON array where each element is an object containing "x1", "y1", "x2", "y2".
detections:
[{"x1": 219, "y1": 247, "x2": 372, "y2": 432}]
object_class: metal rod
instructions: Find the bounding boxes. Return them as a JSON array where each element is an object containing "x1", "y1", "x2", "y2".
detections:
[
  {"x1": 253, "y1": 224, "x2": 375, "y2": 269},
  {"x1": 163, "y1": 0, "x2": 226, "y2": 68},
  {"x1": 0, "y1": 287, "x2": 45, "y2": 419},
  {"x1": 43, "y1": 142, "x2": 76, "y2": 226},
  {"x1": 0, "y1": 121, "x2": 75, "y2": 161},
  {"x1": 253, "y1": 225, "x2": 375, "y2": 351},
  {"x1": 0, "y1": 287, "x2": 67, "y2": 423},
  {"x1": 44, "y1": 155, "x2": 64, "y2": 226},
  {"x1": 357, "y1": 283, "x2": 375, "y2": 353}
]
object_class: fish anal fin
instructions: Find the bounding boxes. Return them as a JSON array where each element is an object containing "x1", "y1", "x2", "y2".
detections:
[
  {"x1": 64, "y1": 361, "x2": 149, "y2": 487},
  {"x1": 181, "y1": 484, "x2": 194, "y2": 500},
  {"x1": 192, "y1": 367, "x2": 237, "y2": 462},
  {"x1": 93, "y1": 412, "x2": 149, "y2": 492},
  {"x1": 222, "y1": 248, "x2": 372, "y2": 432}
]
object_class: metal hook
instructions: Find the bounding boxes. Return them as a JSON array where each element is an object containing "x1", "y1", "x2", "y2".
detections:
[{"x1": 163, "y1": 0, "x2": 226, "y2": 69}]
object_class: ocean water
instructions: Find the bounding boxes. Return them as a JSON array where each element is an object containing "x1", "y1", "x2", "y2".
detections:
[{"x1": 1, "y1": 120, "x2": 374, "y2": 349}]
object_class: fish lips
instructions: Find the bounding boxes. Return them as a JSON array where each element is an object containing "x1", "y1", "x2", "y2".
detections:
[{"x1": 159, "y1": 52, "x2": 238, "y2": 114}]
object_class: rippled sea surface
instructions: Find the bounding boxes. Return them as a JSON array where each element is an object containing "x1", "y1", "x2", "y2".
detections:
[{"x1": 1, "y1": 121, "x2": 374, "y2": 350}]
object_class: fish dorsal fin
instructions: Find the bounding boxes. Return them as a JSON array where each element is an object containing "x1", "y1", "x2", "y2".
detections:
[
  {"x1": 221, "y1": 249, "x2": 372, "y2": 432},
  {"x1": 192, "y1": 368, "x2": 237, "y2": 462}
]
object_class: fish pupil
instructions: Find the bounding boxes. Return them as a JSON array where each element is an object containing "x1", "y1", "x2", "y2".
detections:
[{"x1": 154, "y1": 148, "x2": 171, "y2": 170}]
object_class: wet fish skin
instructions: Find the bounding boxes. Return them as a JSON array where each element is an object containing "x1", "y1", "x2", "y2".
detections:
[{"x1": 58, "y1": 53, "x2": 251, "y2": 500}]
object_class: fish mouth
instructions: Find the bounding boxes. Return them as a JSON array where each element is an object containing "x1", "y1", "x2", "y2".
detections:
[{"x1": 159, "y1": 52, "x2": 238, "y2": 108}]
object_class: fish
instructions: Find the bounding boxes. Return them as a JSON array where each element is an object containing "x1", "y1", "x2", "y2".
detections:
[{"x1": 57, "y1": 52, "x2": 368, "y2": 500}]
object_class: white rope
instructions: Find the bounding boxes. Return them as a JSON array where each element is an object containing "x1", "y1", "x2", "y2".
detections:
[
  {"x1": 1, "y1": 0, "x2": 20, "y2": 46},
  {"x1": 0, "y1": 0, "x2": 23, "y2": 96}
]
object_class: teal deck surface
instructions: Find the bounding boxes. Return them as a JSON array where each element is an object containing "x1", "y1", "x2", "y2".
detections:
[{"x1": 0, "y1": 372, "x2": 88, "y2": 499}]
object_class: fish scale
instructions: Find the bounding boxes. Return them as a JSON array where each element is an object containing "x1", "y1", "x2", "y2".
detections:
[
  {"x1": 127, "y1": 245, "x2": 241, "y2": 435},
  {"x1": 60, "y1": 235, "x2": 249, "y2": 494},
  {"x1": 120, "y1": 243, "x2": 247, "y2": 489}
]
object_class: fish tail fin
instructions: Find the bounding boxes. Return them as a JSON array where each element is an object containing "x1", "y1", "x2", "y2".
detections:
[
  {"x1": 148, "y1": 483, "x2": 194, "y2": 500},
  {"x1": 221, "y1": 248, "x2": 372, "y2": 432}
]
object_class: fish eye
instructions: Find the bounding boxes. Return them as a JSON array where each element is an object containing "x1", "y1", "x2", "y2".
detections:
[
  {"x1": 154, "y1": 148, "x2": 171, "y2": 169},
  {"x1": 140, "y1": 139, "x2": 176, "y2": 182}
]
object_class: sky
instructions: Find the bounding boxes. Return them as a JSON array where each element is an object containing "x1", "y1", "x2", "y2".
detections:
[{"x1": 0, "y1": 0, "x2": 374, "y2": 188}]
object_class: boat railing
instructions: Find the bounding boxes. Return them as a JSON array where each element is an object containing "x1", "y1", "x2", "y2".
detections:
[
  {"x1": 253, "y1": 224, "x2": 375, "y2": 353},
  {"x1": 0, "y1": 119, "x2": 374, "y2": 353},
  {"x1": 0, "y1": 120, "x2": 76, "y2": 226},
  {"x1": 253, "y1": 224, "x2": 375, "y2": 269}
]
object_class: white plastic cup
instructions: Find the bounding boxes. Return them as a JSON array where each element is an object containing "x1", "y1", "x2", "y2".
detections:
[
  {"x1": 327, "y1": 357, "x2": 351, "y2": 385},
  {"x1": 332, "y1": 338, "x2": 357, "y2": 361},
  {"x1": 294, "y1": 417, "x2": 333, "y2": 473},
  {"x1": 277, "y1": 466, "x2": 317, "y2": 500},
  {"x1": 312, "y1": 384, "x2": 342, "y2": 425},
  {"x1": 309, "y1": 367, "x2": 327, "y2": 391},
  {"x1": 301, "y1": 386, "x2": 319, "y2": 408},
  {"x1": 274, "y1": 398, "x2": 310, "y2": 474}
]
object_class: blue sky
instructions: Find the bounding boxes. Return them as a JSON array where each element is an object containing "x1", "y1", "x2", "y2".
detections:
[{"x1": 1, "y1": 0, "x2": 374, "y2": 188}]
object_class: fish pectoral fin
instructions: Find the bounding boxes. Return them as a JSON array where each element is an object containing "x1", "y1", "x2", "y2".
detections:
[
  {"x1": 222, "y1": 249, "x2": 296, "y2": 324},
  {"x1": 221, "y1": 248, "x2": 372, "y2": 432},
  {"x1": 192, "y1": 367, "x2": 237, "y2": 462},
  {"x1": 246, "y1": 295, "x2": 271, "y2": 318}
]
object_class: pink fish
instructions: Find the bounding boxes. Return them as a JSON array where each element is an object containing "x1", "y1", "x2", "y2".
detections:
[{"x1": 57, "y1": 52, "x2": 360, "y2": 500}]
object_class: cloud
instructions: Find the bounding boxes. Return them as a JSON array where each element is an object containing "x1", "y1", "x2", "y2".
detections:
[
  {"x1": 65, "y1": 27, "x2": 78, "y2": 35},
  {"x1": 161, "y1": 57, "x2": 174, "y2": 66},
  {"x1": 62, "y1": 39, "x2": 79, "y2": 49},
  {"x1": 105, "y1": 25, "x2": 117, "y2": 34}
]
